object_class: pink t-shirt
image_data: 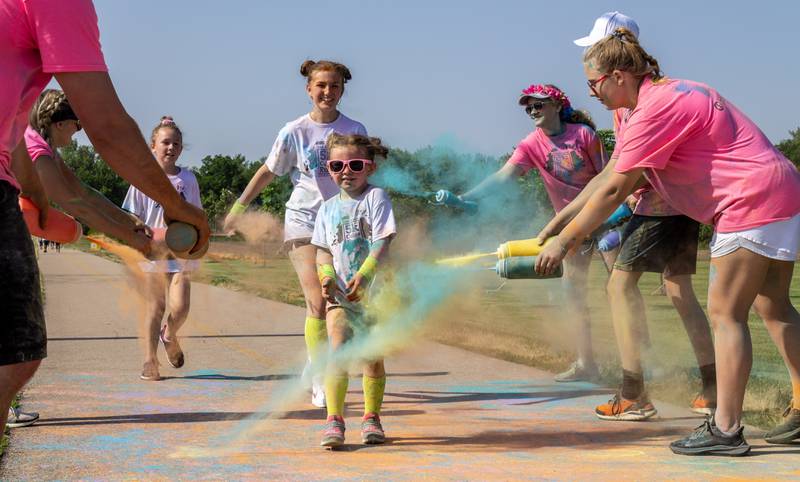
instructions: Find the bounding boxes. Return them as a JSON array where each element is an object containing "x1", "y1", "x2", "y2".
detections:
[
  {"x1": 507, "y1": 123, "x2": 607, "y2": 212},
  {"x1": 0, "y1": 0, "x2": 107, "y2": 190},
  {"x1": 24, "y1": 126, "x2": 53, "y2": 162},
  {"x1": 613, "y1": 109, "x2": 680, "y2": 217},
  {"x1": 614, "y1": 78, "x2": 800, "y2": 232}
]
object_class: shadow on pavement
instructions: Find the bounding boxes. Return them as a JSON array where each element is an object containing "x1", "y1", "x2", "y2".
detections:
[
  {"x1": 382, "y1": 387, "x2": 615, "y2": 405},
  {"x1": 389, "y1": 426, "x2": 691, "y2": 451},
  {"x1": 386, "y1": 371, "x2": 449, "y2": 377},
  {"x1": 47, "y1": 334, "x2": 304, "y2": 341},
  {"x1": 747, "y1": 443, "x2": 800, "y2": 456},
  {"x1": 162, "y1": 373, "x2": 295, "y2": 381},
  {"x1": 33, "y1": 411, "x2": 268, "y2": 427},
  {"x1": 277, "y1": 409, "x2": 426, "y2": 420}
]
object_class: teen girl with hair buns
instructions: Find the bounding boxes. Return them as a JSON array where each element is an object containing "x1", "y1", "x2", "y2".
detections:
[
  {"x1": 536, "y1": 27, "x2": 800, "y2": 456},
  {"x1": 224, "y1": 60, "x2": 367, "y2": 408}
]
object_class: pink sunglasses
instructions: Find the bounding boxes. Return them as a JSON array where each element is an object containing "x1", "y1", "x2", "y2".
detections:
[{"x1": 326, "y1": 158, "x2": 374, "y2": 173}]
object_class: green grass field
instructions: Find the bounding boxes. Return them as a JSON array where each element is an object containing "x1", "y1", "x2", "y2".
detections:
[{"x1": 78, "y1": 237, "x2": 798, "y2": 429}]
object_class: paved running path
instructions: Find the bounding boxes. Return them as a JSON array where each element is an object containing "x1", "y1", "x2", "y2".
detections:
[{"x1": 3, "y1": 250, "x2": 799, "y2": 480}]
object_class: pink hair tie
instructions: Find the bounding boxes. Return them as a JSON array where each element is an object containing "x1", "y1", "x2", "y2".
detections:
[{"x1": 160, "y1": 116, "x2": 175, "y2": 126}]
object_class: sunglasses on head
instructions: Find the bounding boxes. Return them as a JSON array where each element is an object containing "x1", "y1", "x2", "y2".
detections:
[
  {"x1": 326, "y1": 158, "x2": 374, "y2": 173},
  {"x1": 524, "y1": 100, "x2": 551, "y2": 117}
]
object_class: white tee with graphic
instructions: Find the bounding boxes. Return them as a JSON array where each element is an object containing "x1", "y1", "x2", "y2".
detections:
[
  {"x1": 311, "y1": 186, "x2": 396, "y2": 296},
  {"x1": 122, "y1": 167, "x2": 203, "y2": 273},
  {"x1": 265, "y1": 113, "x2": 367, "y2": 241}
]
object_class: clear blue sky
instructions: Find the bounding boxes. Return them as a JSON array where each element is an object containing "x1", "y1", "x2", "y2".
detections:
[{"x1": 68, "y1": 0, "x2": 800, "y2": 166}]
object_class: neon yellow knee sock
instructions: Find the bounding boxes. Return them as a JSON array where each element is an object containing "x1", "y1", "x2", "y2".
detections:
[
  {"x1": 363, "y1": 375, "x2": 386, "y2": 415},
  {"x1": 325, "y1": 374, "x2": 349, "y2": 417},
  {"x1": 793, "y1": 380, "x2": 800, "y2": 410},
  {"x1": 304, "y1": 316, "x2": 327, "y2": 363}
]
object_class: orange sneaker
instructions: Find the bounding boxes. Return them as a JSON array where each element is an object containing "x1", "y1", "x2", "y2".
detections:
[
  {"x1": 690, "y1": 393, "x2": 716, "y2": 416},
  {"x1": 595, "y1": 392, "x2": 657, "y2": 421}
]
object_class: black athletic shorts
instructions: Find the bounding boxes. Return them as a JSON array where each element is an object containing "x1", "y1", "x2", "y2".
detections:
[
  {"x1": 0, "y1": 181, "x2": 47, "y2": 366},
  {"x1": 614, "y1": 214, "x2": 700, "y2": 277}
]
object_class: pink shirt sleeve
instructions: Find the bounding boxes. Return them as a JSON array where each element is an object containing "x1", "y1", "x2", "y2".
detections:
[
  {"x1": 24, "y1": 0, "x2": 108, "y2": 73},
  {"x1": 506, "y1": 134, "x2": 537, "y2": 174},
  {"x1": 24, "y1": 126, "x2": 53, "y2": 162}
]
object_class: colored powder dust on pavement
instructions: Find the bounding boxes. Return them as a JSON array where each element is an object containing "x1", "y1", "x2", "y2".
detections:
[{"x1": 170, "y1": 260, "x2": 470, "y2": 458}]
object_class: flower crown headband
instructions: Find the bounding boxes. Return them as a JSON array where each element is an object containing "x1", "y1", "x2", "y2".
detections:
[{"x1": 520, "y1": 84, "x2": 572, "y2": 110}]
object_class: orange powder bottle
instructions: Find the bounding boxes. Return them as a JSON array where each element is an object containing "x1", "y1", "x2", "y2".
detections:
[{"x1": 19, "y1": 196, "x2": 82, "y2": 244}]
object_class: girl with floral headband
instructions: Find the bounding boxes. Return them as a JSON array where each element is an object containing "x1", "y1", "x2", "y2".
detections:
[{"x1": 452, "y1": 83, "x2": 610, "y2": 383}]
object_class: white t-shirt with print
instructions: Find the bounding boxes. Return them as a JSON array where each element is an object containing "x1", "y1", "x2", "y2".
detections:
[
  {"x1": 265, "y1": 113, "x2": 367, "y2": 241},
  {"x1": 311, "y1": 186, "x2": 396, "y2": 295},
  {"x1": 122, "y1": 167, "x2": 203, "y2": 273}
]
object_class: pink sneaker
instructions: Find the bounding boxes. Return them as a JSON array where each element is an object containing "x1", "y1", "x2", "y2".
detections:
[
  {"x1": 321, "y1": 415, "x2": 345, "y2": 448},
  {"x1": 361, "y1": 413, "x2": 386, "y2": 444}
]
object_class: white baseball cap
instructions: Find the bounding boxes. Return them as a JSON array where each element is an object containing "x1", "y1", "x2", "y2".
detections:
[{"x1": 573, "y1": 11, "x2": 640, "y2": 47}]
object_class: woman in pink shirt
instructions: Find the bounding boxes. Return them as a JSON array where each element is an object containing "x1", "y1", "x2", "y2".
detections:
[
  {"x1": 457, "y1": 84, "x2": 611, "y2": 383},
  {"x1": 536, "y1": 28, "x2": 800, "y2": 456}
]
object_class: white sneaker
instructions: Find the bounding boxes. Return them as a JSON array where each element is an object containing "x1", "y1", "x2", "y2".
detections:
[
  {"x1": 311, "y1": 375, "x2": 326, "y2": 408},
  {"x1": 7, "y1": 406, "x2": 39, "y2": 428}
]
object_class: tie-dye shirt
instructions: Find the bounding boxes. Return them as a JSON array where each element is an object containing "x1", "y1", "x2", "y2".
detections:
[
  {"x1": 506, "y1": 123, "x2": 607, "y2": 212},
  {"x1": 614, "y1": 77, "x2": 800, "y2": 232},
  {"x1": 265, "y1": 113, "x2": 367, "y2": 241},
  {"x1": 613, "y1": 109, "x2": 680, "y2": 217},
  {"x1": 311, "y1": 186, "x2": 396, "y2": 295}
]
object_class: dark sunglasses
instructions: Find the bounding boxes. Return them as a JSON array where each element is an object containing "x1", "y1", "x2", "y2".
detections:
[
  {"x1": 524, "y1": 101, "x2": 551, "y2": 117},
  {"x1": 326, "y1": 158, "x2": 374, "y2": 173}
]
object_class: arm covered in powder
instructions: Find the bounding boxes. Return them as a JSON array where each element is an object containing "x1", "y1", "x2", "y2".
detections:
[{"x1": 460, "y1": 162, "x2": 524, "y2": 202}]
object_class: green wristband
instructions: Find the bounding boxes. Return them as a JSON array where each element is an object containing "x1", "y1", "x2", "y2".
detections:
[
  {"x1": 318, "y1": 264, "x2": 336, "y2": 283},
  {"x1": 357, "y1": 256, "x2": 379, "y2": 281},
  {"x1": 230, "y1": 200, "x2": 248, "y2": 215}
]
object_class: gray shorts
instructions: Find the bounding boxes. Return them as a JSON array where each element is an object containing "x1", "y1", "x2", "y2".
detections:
[
  {"x1": 0, "y1": 182, "x2": 47, "y2": 366},
  {"x1": 614, "y1": 214, "x2": 699, "y2": 277}
]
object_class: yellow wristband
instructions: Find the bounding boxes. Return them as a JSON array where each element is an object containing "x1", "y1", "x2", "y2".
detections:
[
  {"x1": 230, "y1": 200, "x2": 248, "y2": 215},
  {"x1": 318, "y1": 264, "x2": 336, "y2": 283},
  {"x1": 357, "y1": 256, "x2": 379, "y2": 281}
]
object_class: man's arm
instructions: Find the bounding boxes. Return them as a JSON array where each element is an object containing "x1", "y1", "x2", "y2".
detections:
[{"x1": 55, "y1": 71, "x2": 209, "y2": 253}]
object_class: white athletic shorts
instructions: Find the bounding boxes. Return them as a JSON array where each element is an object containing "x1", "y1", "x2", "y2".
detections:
[{"x1": 710, "y1": 213, "x2": 800, "y2": 261}]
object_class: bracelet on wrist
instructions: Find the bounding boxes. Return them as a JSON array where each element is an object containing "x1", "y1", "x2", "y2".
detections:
[
  {"x1": 230, "y1": 200, "x2": 248, "y2": 215},
  {"x1": 357, "y1": 256, "x2": 379, "y2": 281},
  {"x1": 318, "y1": 264, "x2": 336, "y2": 283}
]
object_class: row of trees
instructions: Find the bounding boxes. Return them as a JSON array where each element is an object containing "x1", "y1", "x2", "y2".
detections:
[{"x1": 59, "y1": 128, "x2": 800, "y2": 236}]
